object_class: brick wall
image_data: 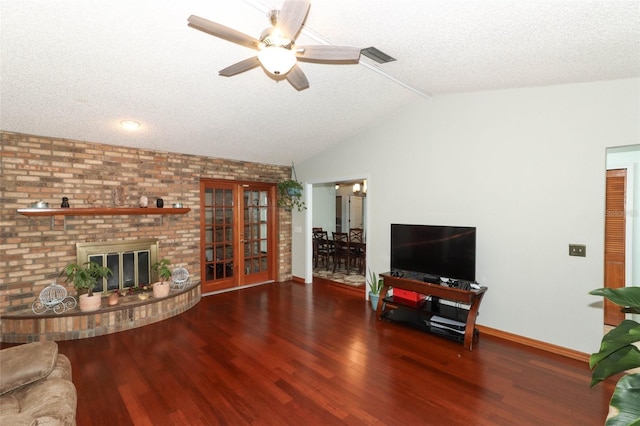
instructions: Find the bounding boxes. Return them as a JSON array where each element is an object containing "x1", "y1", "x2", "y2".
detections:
[{"x1": 0, "y1": 131, "x2": 293, "y2": 315}]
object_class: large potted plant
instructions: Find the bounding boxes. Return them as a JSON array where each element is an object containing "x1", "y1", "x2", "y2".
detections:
[
  {"x1": 367, "y1": 269, "x2": 384, "y2": 310},
  {"x1": 151, "y1": 259, "x2": 172, "y2": 298},
  {"x1": 61, "y1": 261, "x2": 112, "y2": 312},
  {"x1": 589, "y1": 286, "x2": 640, "y2": 425},
  {"x1": 277, "y1": 162, "x2": 306, "y2": 211}
]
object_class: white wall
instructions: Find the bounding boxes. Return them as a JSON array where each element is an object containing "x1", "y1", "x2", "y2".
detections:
[
  {"x1": 312, "y1": 183, "x2": 336, "y2": 232},
  {"x1": 294, "y1": 78, "x2": 640, "y2": 354}
]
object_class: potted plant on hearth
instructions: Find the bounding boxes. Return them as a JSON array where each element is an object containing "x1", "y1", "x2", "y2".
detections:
[
  {"x1": 277, "y1": 162, "x2": 306, "y2": 211},
  {"x1": 61, "y1": 261, "x2": 112, "y2": 312},
  {"x1": 367, "y1": 269, "x2": 384, "y2": 311},
  {"x1": 589, "y1": 286, "x2": 640, "y2": 425},
  {"x1": 151, "y1": 259, "x2": 172, "y2": 298}
]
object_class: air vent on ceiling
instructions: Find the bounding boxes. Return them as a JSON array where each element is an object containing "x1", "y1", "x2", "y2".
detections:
[{"x1": 360, "y1": 47, "x2": 396, "y2": 64}]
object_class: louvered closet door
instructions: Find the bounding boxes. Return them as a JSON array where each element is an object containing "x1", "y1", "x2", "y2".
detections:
[
  {"x1": 604, "y1": 169, "x2": 626, "y2": 326},
  {"x1": 200, "y1": 180, "x2": 277, "y2": 294}
]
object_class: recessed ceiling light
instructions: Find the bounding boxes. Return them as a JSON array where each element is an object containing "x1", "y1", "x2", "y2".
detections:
[{"x1": 120, "y1": 120, "x2": 141, "y2": 130}]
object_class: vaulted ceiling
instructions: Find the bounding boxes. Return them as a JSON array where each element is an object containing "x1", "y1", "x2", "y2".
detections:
[{"x1": 2, "y1": 0, "x2": 639, "y2": 165}]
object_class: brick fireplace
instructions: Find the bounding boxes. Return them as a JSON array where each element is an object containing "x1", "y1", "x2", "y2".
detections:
[{"x1": 0, "y1": 131, "x2": 294, "y2": 338}]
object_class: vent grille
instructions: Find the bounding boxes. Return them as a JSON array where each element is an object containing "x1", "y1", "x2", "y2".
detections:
[{"x1": 361, "y1": 47, "x2": 396, "y2": 64}]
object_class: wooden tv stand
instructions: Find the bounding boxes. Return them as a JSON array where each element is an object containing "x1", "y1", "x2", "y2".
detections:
[{"x1": 376, "y1": 272, "x2": 487, "y2": 351}]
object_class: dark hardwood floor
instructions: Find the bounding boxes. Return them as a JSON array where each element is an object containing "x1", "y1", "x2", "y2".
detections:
[{"x1": 9, "y1": 281, "x2": 614, "y2": 425}]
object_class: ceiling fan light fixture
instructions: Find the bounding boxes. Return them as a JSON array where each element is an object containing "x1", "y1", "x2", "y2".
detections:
[
  {"x1": 258, "y1": 46, "x2": 296, "y2": 75},
  {"x1": 189, "y1": 0, "x2": 357, "y2": 89}
]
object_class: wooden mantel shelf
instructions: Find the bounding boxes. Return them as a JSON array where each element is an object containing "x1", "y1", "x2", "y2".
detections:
[{"x1": 17, "y1": 207, "x2": 191, "y2": 217}]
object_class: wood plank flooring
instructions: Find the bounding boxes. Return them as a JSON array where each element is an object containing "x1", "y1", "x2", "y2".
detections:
[{"x1": 8, "y1": 281, "x2": 614, "y2": 425}]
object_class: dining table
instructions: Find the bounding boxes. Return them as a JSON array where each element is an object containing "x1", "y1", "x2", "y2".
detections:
[{"x1": 313, "y1": 230, "x2": 365, "y2": 274}]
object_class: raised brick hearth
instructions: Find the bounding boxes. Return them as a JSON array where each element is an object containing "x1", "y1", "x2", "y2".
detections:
[{"x1": 0, "y1": 283, "x2": 201, "y2": 343}]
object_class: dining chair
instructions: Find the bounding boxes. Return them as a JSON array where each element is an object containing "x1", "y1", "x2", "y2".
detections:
[
  {"x1": 312, "y1": 230, "x2": 321, "y2": 268},
  {"x1": 314, "y1": 231, "x2": 332, "y2": 269},
  {"x1": 348, "y1": 228, "x2": 365, "y2": 274},
  {"x1": 349, "y1": 228, "x2": 363, "y2": 242},
  {"x1": 332, "y1": 232, "x2": 351, "y2": 274}
]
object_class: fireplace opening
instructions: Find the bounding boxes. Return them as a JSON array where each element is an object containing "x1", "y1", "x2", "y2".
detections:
[{"x1": 76, "y1": 239, "x2": 159, "y2": 294}]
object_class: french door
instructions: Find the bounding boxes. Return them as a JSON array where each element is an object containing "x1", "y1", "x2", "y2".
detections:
[{"x1": 200, "y1": 179, "x2": 277, "y2": 294}]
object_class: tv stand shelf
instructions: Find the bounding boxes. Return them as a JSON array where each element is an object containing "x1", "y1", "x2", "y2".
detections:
[{"x1": 376, "y1": 272, "x2": 487, "y2": 351}]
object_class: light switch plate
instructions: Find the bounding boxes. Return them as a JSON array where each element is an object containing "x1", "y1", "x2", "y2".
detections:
[{"x1": 569, "y1": 244, "x2": 586, "y2": 257}]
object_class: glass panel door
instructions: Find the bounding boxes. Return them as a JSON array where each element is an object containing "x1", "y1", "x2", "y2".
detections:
[
  {"x1": 201, "y1": 180, "x2": 276, "y2": 293},
  {"x1": 242, "y1": 187, "x2": 270, "y2": 282},
  {"x1": 202, "y1": 184, "x2": 235, "y2": 291}
]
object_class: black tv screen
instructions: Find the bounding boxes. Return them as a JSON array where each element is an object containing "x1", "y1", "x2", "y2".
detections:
[{"x1": 390, "y1": 224, "x2": 476, "y2": 282}]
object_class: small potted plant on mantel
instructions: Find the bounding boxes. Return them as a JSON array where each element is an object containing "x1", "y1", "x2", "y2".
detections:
[
  {"x1": 61, "y1": 261, "x2": 112, "y2": 312},
  {"x1": 151, "y1": 259, "x2": 172, "y2": 298}
]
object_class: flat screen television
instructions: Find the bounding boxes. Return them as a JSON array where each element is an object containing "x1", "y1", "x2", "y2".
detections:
[{"x1": 390, "y1": 224, "x2": 476, "y2": 282}]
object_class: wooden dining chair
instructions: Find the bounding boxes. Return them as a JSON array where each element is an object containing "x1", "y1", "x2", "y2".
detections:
[
  {"x1": 312, "y1": 230, "x2": 321, "y2": 268},
  {"x1": 314, "y1": 231, "x2": 332, "y2": 269},
  {"x1": 349, "y1": 228, "x2": 363, "y2": 242},
  {"x1": 332, "y1": 232, "x2": 351, "y2": 274},
  {"x1": 348, "y1": 229, "x2": 365, "y2": 274}
]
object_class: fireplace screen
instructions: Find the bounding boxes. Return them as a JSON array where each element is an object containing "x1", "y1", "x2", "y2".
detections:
[{"x1": 76, "y1": 239, "x2": 159, "y2": 294}]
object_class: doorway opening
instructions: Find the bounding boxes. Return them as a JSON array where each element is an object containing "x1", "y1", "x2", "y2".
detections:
[
  {"x1": 604, "y1": 145, "x2": 639, "y2": 328},
  {"x1": 311, "y1": 179, "x2": 368, "y2": 289}
]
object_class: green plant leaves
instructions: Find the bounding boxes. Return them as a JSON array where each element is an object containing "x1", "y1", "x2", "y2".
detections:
[
  {"x1": 60, "y1": 261, "x2": 112, "y2": 297},
  {"x1": 151, "y1": 259, "x2": 172, "y2": 281},
  {"x1": 591, "y1": 320, "x2": 640, "y2": 367},
  {"x1": 591, "y1": 343, "x2": 640, "y2": 386},
  {"x1": 367, "y1": 269, "x2": 383, "y2": 295},
  {"x1": 606, "y1": 374, "x2": 640, "y2": 426},
  {"x1": 590, "y1": 286, "x2": 640, "y2": 423},
  {"x1": 590, "y1": 287, "x2": 640, "y2": 308},
  {"x1": 277, "y1": 179, "x2": 306, "y2": 211}
]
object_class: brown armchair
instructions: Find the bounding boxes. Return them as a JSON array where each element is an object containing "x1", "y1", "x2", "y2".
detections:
[{"x1": 0, "y1": 341, "x2": 77, "y2": 425}]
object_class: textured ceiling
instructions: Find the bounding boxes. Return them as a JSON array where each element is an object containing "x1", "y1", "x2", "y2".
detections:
[{"x1": 1, "y1": 0, "x2": 639, "y2": 165}]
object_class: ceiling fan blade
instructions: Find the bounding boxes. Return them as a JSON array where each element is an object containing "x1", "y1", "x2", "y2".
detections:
[
  {"x1": 219, "y1": 57, "x2": 261, "y2": 77},
  {"x1": 188, "y1": 15, "x2": 261, "y2": 50},
  {"x1": 286, "y1": 64, "x2": 309, "y2": 91},
  {"x1": 296, "y1": 45, "x2": 361, "y2": 63},
  {"x1": 277, "y1": 0, "x2": 310, "y2": 41}
]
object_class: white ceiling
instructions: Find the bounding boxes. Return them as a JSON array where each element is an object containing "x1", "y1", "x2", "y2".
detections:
[{"x1": 2, "y1": 0, "x2": 639, "y2": 166}]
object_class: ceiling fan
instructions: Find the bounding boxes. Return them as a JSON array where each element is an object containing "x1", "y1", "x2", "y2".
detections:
[{"x1": 187, "y1": 0, "x2": 361, "y2": 91}]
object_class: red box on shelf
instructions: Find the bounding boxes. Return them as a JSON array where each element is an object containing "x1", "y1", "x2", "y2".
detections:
[{"x1": 393, "y1": 289, "x2": 424, "y2": 302}]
